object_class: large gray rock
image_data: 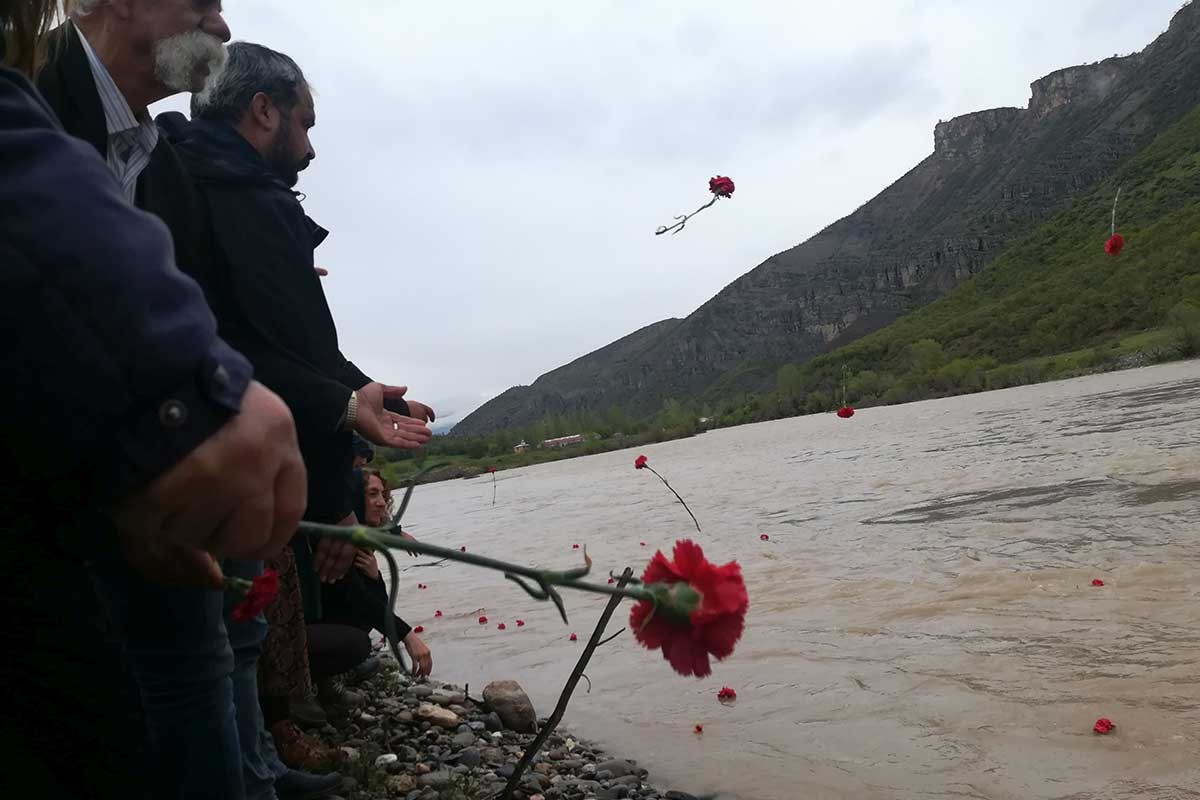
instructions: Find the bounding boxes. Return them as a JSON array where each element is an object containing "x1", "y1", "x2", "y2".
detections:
[{"x1": 483, "y1": 680, "x2": 537, "y2": 733}]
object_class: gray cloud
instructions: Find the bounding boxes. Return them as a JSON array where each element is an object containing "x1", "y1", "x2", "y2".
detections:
[{"x1": 154, "y1": 0, "x2": 1184, "y2": 420}]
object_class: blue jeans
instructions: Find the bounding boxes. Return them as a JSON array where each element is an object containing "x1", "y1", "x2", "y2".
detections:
[
  {"x1": 93, "y1": 557, "x2": 244, "y2": 800},
  {"x1": 223, "y1": 559, "x2": 289, "y2": 800}
]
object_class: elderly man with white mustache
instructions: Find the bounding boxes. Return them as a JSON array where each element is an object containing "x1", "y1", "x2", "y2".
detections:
[{"x1": 36, "y1": 3, "x2": 341, "y2": 800}]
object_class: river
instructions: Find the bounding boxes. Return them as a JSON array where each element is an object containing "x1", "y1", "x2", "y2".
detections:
[{"x1": 390, "y1": 361, "x2": 1200, "y2": 799}]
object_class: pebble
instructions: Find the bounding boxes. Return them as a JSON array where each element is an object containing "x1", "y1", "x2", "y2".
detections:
[{"x1": 310, "y1": 662, "x2": 690, "y2": 800}]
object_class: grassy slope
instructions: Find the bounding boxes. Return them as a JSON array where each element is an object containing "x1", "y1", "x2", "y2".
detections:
[{"x1": 746, "y1": 102, "x2": 1200, "y2": 410}]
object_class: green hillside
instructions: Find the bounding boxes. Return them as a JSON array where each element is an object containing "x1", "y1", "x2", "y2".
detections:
[{"x1": 722, "y1": 102, "x2": 1200, "y2": 421}]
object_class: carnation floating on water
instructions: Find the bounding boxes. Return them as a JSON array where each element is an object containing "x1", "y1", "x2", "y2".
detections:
[
  {"x1": 633, "y1": 455, "x2": 701, "y2": 533},
  {"x1": 1093, "y1": 718, "x2": 1115, "y2": 735},
  {"x1": 717, "y1": 687, "x2": 738, "y2": 703}
]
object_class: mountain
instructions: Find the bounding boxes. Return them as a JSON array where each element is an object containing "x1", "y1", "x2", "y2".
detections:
[{"x1": 454, "y1": 2, "x2": 1200, "y2": 436}]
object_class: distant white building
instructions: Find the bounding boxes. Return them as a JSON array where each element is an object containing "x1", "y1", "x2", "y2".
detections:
[
  {"x1": 514, "y1": 440, "x2": 530, "y2": 454},
  {"x1": 542, "y1": 434, "x2": 585, "y2": 449}
]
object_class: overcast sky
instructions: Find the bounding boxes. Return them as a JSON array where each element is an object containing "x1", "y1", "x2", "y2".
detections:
[{"x1": 155, "y1": 0, "x2": 1186, "y2": 429}]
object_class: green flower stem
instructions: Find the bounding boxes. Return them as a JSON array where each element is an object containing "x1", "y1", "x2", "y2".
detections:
[
  {"x1": 295, "y1": 521, "x2": 664, "y2": 673},
  {"x1": 298, "y1": 522, "x2": 657, "y2": 605}
]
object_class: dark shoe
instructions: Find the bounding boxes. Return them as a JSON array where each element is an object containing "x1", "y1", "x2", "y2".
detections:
[
  {"x1": 317, "y1": 677, "x2": 364, "y2": 715},
  {"x1": 289, "y1": 692, "x2": 328, "y2": 728},
  {"x1": 269, "y1": 720, "x2": 340, "y2": 773},
  {"x1": 343, "y1": 655, "x2": 381, "y2": 686},
  {"x1": 275, "y1": 769, "x2": 344, "y2": 800}
]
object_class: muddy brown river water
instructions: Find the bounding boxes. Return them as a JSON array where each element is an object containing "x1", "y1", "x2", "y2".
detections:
[{"x1": 389, "y1": 361, "x2": 1200, "y2": 799}]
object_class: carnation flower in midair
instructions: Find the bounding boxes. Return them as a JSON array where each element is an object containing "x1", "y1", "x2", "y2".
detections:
[
  {"x1": 656, "y1": 175, "x2": 736, "y2": 235},
  {"x1": 1105, "y1": 187, "x2": 1126, "y2": 256}
]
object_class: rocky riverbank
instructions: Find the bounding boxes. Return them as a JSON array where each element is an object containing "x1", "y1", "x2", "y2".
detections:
[{"x1": 318, "y1": 652, "x2": 703, "y2": 800}]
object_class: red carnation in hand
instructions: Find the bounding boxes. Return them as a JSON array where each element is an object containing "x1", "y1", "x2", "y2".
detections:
[
  {"x1": 708, "y1": 176, "x2": 735, "y2": 198},
  {"x1": 569, "y1": 633, "x2": 578, "y2": 642},
  {"x1": 1091, "y1": 579, "x2": 1105, "y2": 587},
  {"x1": 478, "y1": 615, "x2": 488, "y2": 625},
  {"x1": 634, "y1": 455, "x2": 648, "y2": 470},
  {"x1": 1104, "y1": 234, "x2": 1125, "y2": 256},
  {"x1": 230, "y1": 569, "x2": 279, "y2": 623},
  {"x1": 413, "y1": 625, "x2": 424, "y2": 633},
  {"x1": 1093, "y1": 717, "x2": 1115, "y2": 735},
  {"x1": 435, "y1": 610, "x2": 443, "y2": 617},
  {"x1": 497, "y1": 623, "x2": 507, "y2": 630},
  {"x1": 630, "y1": 539, "x2": 748, "y2": 678},
  {"x1": 717, "y1": 687, "x2": 737, "y2": 703},
  {"x1": 516, "y1": 619, "x2": 525, "y2": 627}
]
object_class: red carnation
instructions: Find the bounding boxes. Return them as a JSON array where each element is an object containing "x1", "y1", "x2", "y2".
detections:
[
  {"x1": 1091, "y1": 579, "x2": 1105, "y2": 587},
  {"x1": 497, "y1": 623, "x2": 507, "y2": 630},
  {"x1": 1093, "y1": 718, "x2": 1115, "y2": 735},
  {"x1": 759, "y1": 534, "x2": 769, "y2": 542},
  {"x1": 418, "y1": 583, "x2": 427, "y2": 589},
  {"x1": 478, "y1": 615, "x2": 488, "y2": 625},
  {"x1": 1104, "y1": 234, "x2": 1125, "y2": 256},
  {"x1": 414, "y1": 625, "x2": 424, "y2": 633},
  {"x1": 516, "y1": 619, "x2": 525, "y2": 627},
  {"x1": 569, "y1": 633, "x2": 578, "y2": 642},
  {"x1": 640, "y1": 542, "x2": 647, "y2": 547},
  {"x1": 634, "y1": 455, "x2": 648, "y2": 470},
  {"x1": 487, "y1": 466, "x2": 497, "y2": 473},
  {"x1": 708, "y1": 176, "x2": 735, "y2": 198},
  {"x1": 836, "y1": 406, "x2": 855, "y2": 418},
  {"x1": 435, "y1": 610, "x2": 443, "y2": 617},
  {"x1": 630, "y1": 539, "x2": 748, "y2": 678},
  {"x1": 608, "y1": 577, "x2": 615, "y2": 584},
  {"x1": 694, "y1": 723, "x2": 704, "y2": 735},
  {"x1": 717, "y1": 687, "x2": 737, "y2": 703},
  {"x1": 230, "y1": 569, "x2": 279, "y2": 623},
  {"x1": 573, "y1": 544, "x2": 580, "y2": 549}
]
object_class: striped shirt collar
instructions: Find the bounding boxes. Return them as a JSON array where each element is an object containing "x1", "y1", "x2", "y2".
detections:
[{"x1": 73, "y1": 22, "x2": 159, "y2": 200}]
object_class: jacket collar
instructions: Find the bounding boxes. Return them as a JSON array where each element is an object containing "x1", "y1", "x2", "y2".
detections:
[{"x1": 37, "y1": 24, "x2": 108, "y2": 159}]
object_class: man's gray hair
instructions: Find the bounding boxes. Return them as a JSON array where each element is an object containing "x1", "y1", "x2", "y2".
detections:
[{"x1": 192, "y1": 42, "x2": 307, "y2": 123}]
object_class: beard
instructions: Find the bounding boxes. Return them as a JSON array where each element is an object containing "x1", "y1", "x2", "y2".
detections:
[
  {"x1": 268, "y1": 117, "x2": 312, "y2": 188},
  {"x1": 153, "y1": 30, "x2": 227, "y2": 94}
]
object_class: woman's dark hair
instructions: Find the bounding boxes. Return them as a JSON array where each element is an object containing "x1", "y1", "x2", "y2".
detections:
[
  {"x1": 361, "y1": 468, "x2": 395, "y2": 519},
  {"x1": 2, "y1": 0, "x2": 60, "y2": 77}
]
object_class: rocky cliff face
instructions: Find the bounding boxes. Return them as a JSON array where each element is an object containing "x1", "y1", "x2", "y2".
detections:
[{"x1": 454, "y1": 1, "x2": 1200, "y2": 436}]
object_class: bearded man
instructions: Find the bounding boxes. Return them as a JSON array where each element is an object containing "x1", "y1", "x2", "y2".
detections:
[{"x1": 34, "y1": 5, "x2": 346, "y2": 800}]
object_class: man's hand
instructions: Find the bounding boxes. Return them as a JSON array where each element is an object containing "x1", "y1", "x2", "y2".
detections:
[
  {"x1": 313, "y1": 513, "x2": 359, "y2": 583},
  {"x1": 403, "y1": 630, "x2": 433, "y2": 678},
  {"x1": 404, "y1": 400, "x2": 436, "y2": 424},
  {"x1": 354, "y1": 547, "x2": 380, "y2": 578},
  {"x1": 355, "y1": 382, "x2": 431, "y2": 450},
  {"x1": 113, "y1": 381, "x2": 306, "y2": 588}
]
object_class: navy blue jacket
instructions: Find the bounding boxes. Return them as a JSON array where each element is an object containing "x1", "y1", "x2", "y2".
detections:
[{"x1": 0, "y1": 66, "x2": 251, "y2": 519}]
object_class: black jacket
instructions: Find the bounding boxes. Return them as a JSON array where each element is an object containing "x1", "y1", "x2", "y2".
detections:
[{"x1": 158, "y1": 114, "x2": 374, "y2": 520}]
